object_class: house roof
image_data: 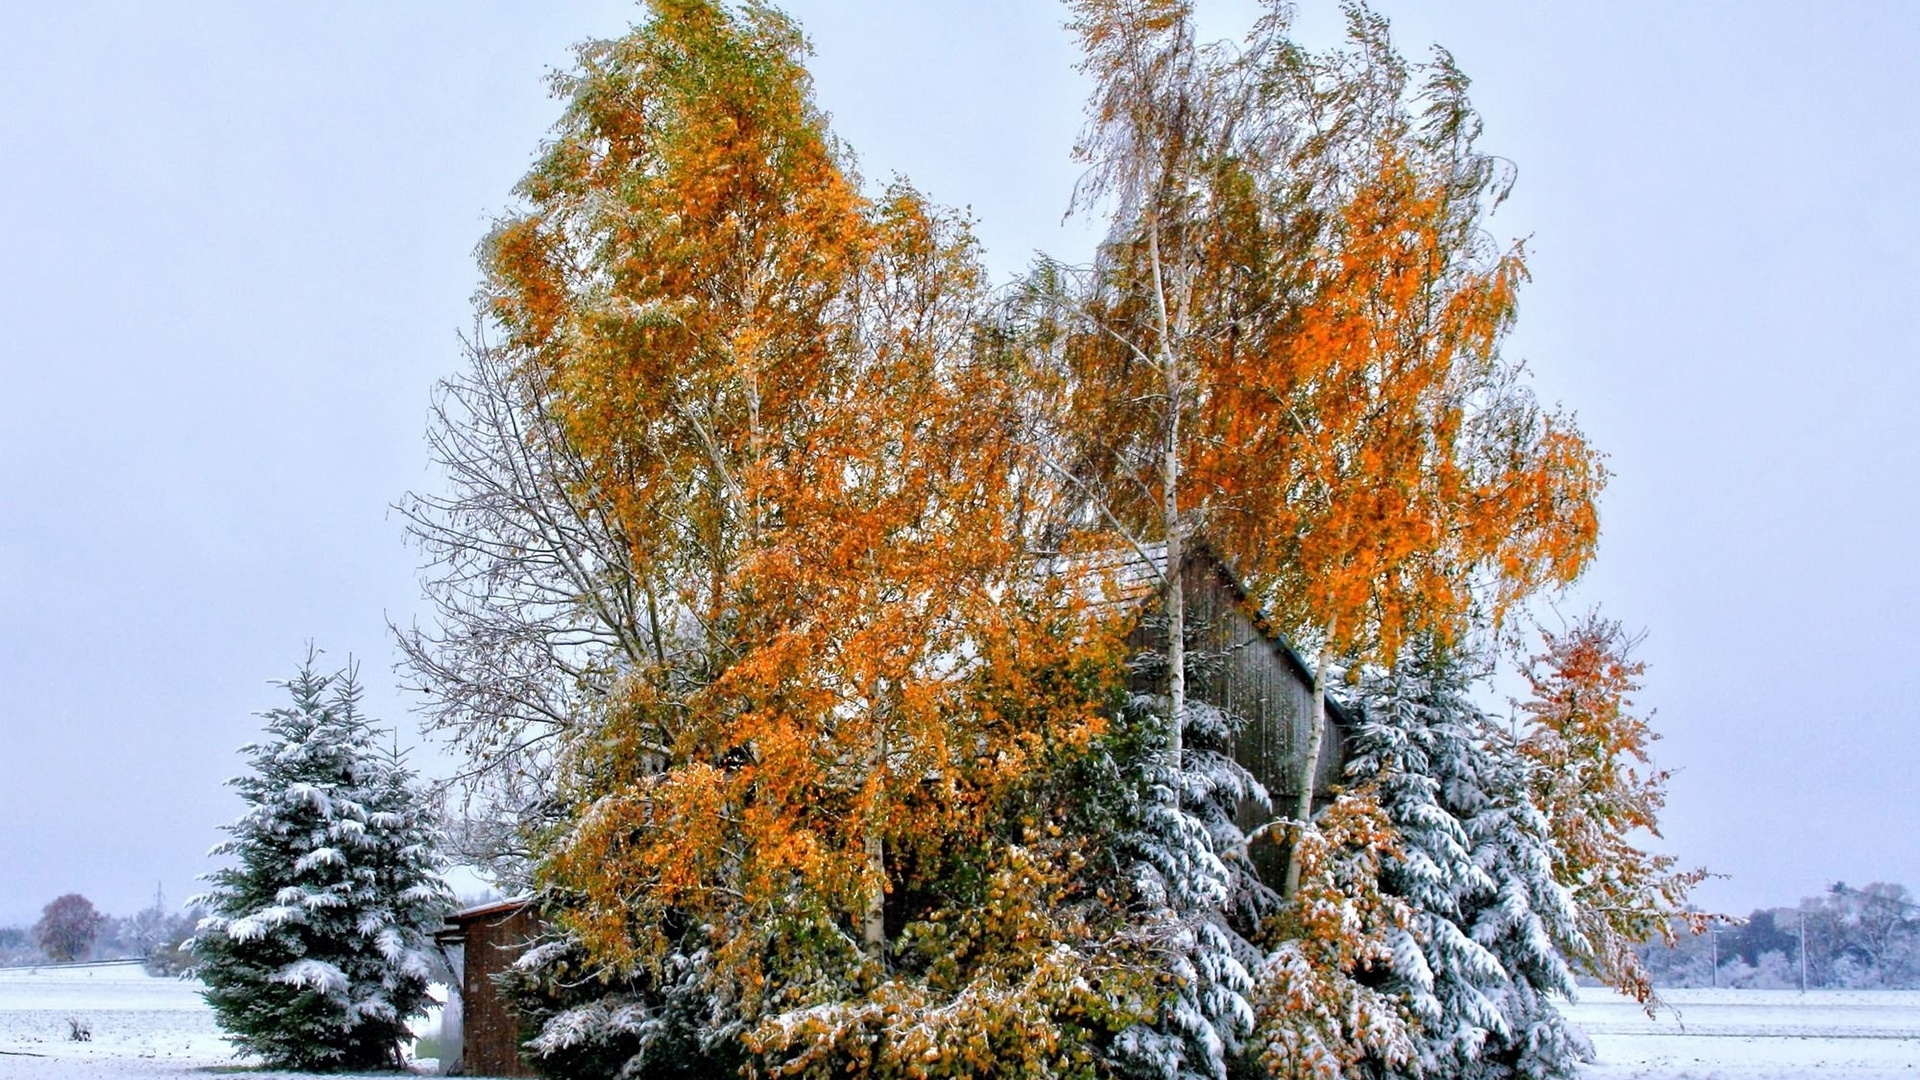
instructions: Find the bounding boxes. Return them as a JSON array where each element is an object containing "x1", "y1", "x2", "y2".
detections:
[{"x1": 445, "y1": 896, "x2": 533, "y2": 924}]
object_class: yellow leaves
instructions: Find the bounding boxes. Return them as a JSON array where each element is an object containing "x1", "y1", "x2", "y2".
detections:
[
  {"x1": 1518, "y1": 614, "x2": 1707, "y2": 1002},
  {"x1": 744, "y1": 846, "x2": 1154, "y2": 1080},
  {"x1": 1254, "y1": 793, "x2": 1418, "y2": 1080}
]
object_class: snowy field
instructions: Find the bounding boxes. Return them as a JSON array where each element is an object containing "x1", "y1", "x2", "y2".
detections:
[
  {"x1": 3, "y1": 963, "x2": 1917, "y2": 1078},
  {"x1": 0, "y1": 962, "x2": 229, "y2": 1079},
  {"x1": 1567, "y1": 988, "x2": 1920, "y2": 1080},
  {"x1": 0, "y1": 962, "x2": 438, "y2": 1079}
]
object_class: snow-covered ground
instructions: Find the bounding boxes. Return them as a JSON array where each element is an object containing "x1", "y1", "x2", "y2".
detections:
[
  {"x1": 4, "y1": 963, "x2": 1917, "y2": 1078},
  {"x1": 0, "y1": 962, "x2": 229, "y2": 1079},
  {"x1": 1567, "y1": 988, "x2": 1920, "y2": 1079},
  {"x1": 0, "y1": 962, "x2": 440, "y2": 1079}
]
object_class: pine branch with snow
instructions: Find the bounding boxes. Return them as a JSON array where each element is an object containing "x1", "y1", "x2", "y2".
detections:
[
  {"x1": 1103, "y1": 686, "x2": 1261, "y2": 1080},
  {"x1": 1346, "y1": 644, "x2": 1589, "y2": 1080}
]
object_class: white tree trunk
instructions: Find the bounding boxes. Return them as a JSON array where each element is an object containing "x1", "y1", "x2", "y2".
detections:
[
  {"x1": 863, "y1": 715, "x2": 888, "y2": 958},
  {"x1": 1148, "y1": 214, "x2": 1185, "y2": 774},
  {"x1": 1165, "y1": 443, "x2": 1184, "y2": 771},
  {"x1": 1284, "y1": 624, "x2": 1334, "y2": 897},
  {"x1": 863, "y1": 832, "x2": 886, "y2": 957}
]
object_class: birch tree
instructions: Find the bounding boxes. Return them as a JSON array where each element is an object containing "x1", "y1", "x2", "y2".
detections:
[
  {"x1": 468, "y1": 5, "x2": 1146, "y2": 1074},
  {"x1": 1034, "y1": 1, "x2": 1603, "y2": 896}
]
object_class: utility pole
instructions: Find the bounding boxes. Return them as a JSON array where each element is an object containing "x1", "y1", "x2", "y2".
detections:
[{"x1": 1798, "y1": 910, "x2": 1809, "y2": 993}]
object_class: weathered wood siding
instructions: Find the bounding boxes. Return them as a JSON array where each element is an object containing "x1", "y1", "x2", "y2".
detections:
[
  {"x1": 456, "y1": 905, "x2": 541, "y2": 1078},
  {"x1": 1128, "y1": 550, "x2": 1350, "y2": 809}
]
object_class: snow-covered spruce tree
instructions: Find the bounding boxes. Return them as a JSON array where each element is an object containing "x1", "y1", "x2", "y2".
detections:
[
  {"x1": 1346, "y1": 643, "x2": 1589, "y2": 1080},
  {"x1": 1105, "y1": 633, "x2": 1263, "y2": 1080},
  {"x1": 192, "y1": 656, "x2": 453, "y2": 1071}
]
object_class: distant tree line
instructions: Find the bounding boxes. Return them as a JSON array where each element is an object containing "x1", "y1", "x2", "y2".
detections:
[
  {"x1": 0, "y1": 889, "x2": 200, "y2": 973},
  {"x1": 1640, "y1": 882, "x2": 1920, "y2": 989}
]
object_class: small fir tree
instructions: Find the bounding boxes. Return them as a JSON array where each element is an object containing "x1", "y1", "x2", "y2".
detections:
[
  {"x1": 191, "y1": 655, "x2": 452, "y2": 1071},
  {"x1": 1346, "y1": 644, "x2": 1589, "y2": 1080}
]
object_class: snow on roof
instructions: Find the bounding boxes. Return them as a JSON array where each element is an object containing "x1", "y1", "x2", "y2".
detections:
[{"x1": 445, "y1": 896, "x2": 533, "y2": 923}]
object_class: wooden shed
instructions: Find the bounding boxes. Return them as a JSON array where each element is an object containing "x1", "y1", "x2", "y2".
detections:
[
  {"x1": 435, "y1": 899, "x2": 544, "y2": 1078},
  {"x1": 1123, "y1": 542, "x2": 1353, "y2": 884}
]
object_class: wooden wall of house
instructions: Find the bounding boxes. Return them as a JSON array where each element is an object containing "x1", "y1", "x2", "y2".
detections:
[
  {"x1": 1123, "y1": 551, "x2": 1350, "y2": 886},
  {"x1": 1128, "y1": 552, "x2": 1349, "y2": 812},
  {"x1": 457, "y1": 905, "x2": 541, "y2": 1078}
]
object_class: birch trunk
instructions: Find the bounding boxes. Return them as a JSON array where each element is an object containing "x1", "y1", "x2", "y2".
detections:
[
  {"x1": 1165, "y1": 445, "x2": 1184, "y2": 770},
  {"x1": 1283, "y1": 622, "x2": 1334, "y2": 897},
  {"x1": 1148, "y1": 215, "x2": 1185, "y2": 773},
  {"x1": 862, "y1": 832, "x2": 885, "y2": 956},
  {"x1": 862, "y1": 716, "x2": 887, "y2": 958}
]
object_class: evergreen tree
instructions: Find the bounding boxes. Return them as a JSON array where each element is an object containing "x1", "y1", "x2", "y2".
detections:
[
  {"x1": 191, "y1": 655, "x2": 453, "y2": 1071},
  {"x1": 1347, "y1": 645, "x2": 1588, "y2": 1080},
  {"x1": 1108, "y1": 686, "x2": 1260, "y2": 1080}
]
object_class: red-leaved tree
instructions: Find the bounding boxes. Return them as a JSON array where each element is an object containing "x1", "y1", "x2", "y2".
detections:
[
  {"x1": 1519, "y1": 614, "x2": 1708, "y2": 1003},
  {"x1": 33, "y1": 893, "x2": 105, "y2": 963}
]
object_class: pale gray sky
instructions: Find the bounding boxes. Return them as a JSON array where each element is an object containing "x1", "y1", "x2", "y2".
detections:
[{"x1": 1, "y1": 1, "x2": 1914, "y2": 925}]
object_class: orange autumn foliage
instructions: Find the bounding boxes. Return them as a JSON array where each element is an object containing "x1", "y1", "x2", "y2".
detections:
[
  {"x1": 1048, "y1": 0, "x2": 1603, "y2": 674},
  {"x1": 454, "y1": 3, "x2": 1678, "y2": 1077},
  {"x1": 1518, "y1": 614, "x2": 1708, "y2": 1004},
  {"x1": 481, "y1": 0, "x2": 1137, "y2": 1042},
  {"x1": 1250, "y1": 793, "x2": 1416, "y2": 1080}
]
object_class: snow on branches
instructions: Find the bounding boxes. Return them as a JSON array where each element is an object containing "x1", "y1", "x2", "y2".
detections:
[{"x1": 191, "y1": 654, "x2": 452, "y2": 1071}]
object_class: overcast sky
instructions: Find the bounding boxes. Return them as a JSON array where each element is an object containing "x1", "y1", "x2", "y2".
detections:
[{"x1": 1, "y1": 1, "x2": 1915, "y2": 926}]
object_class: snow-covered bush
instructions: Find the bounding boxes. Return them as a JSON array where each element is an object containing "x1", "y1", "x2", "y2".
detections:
[
  {"x1": 191, "y1": 655, "x2": 453, "y2": 1070},
  {"x1": 501, "y1": 930, "x2": 746, "y2": 1080}
]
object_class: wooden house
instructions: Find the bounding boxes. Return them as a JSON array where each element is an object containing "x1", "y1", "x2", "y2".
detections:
[
  {"x1": 435, "y1": 898, "x2": 543, "y2": 1077},
  {"x1": 1122, "y1": 542, "x2": 1353, "y2": 883}
]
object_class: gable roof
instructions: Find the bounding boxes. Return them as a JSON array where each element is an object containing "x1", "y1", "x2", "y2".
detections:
[
  {"x1": 1096, "y1": 538, "x2": 1351, "y2": 728},
  {"x1": 1182, "y1": 540, "x2": 1351, "y2": 728}
]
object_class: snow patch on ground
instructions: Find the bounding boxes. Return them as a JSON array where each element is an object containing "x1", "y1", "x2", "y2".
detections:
[
  {"x1": 0, "y1": 962, "x2": 226, "y2": 1074},
  {"x1": 0, "y1": 962, "x2": 439, "y2": 1080},
  {"x1": 1567, "y1": 988, "x2": 1920, "y2": 1079}
]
